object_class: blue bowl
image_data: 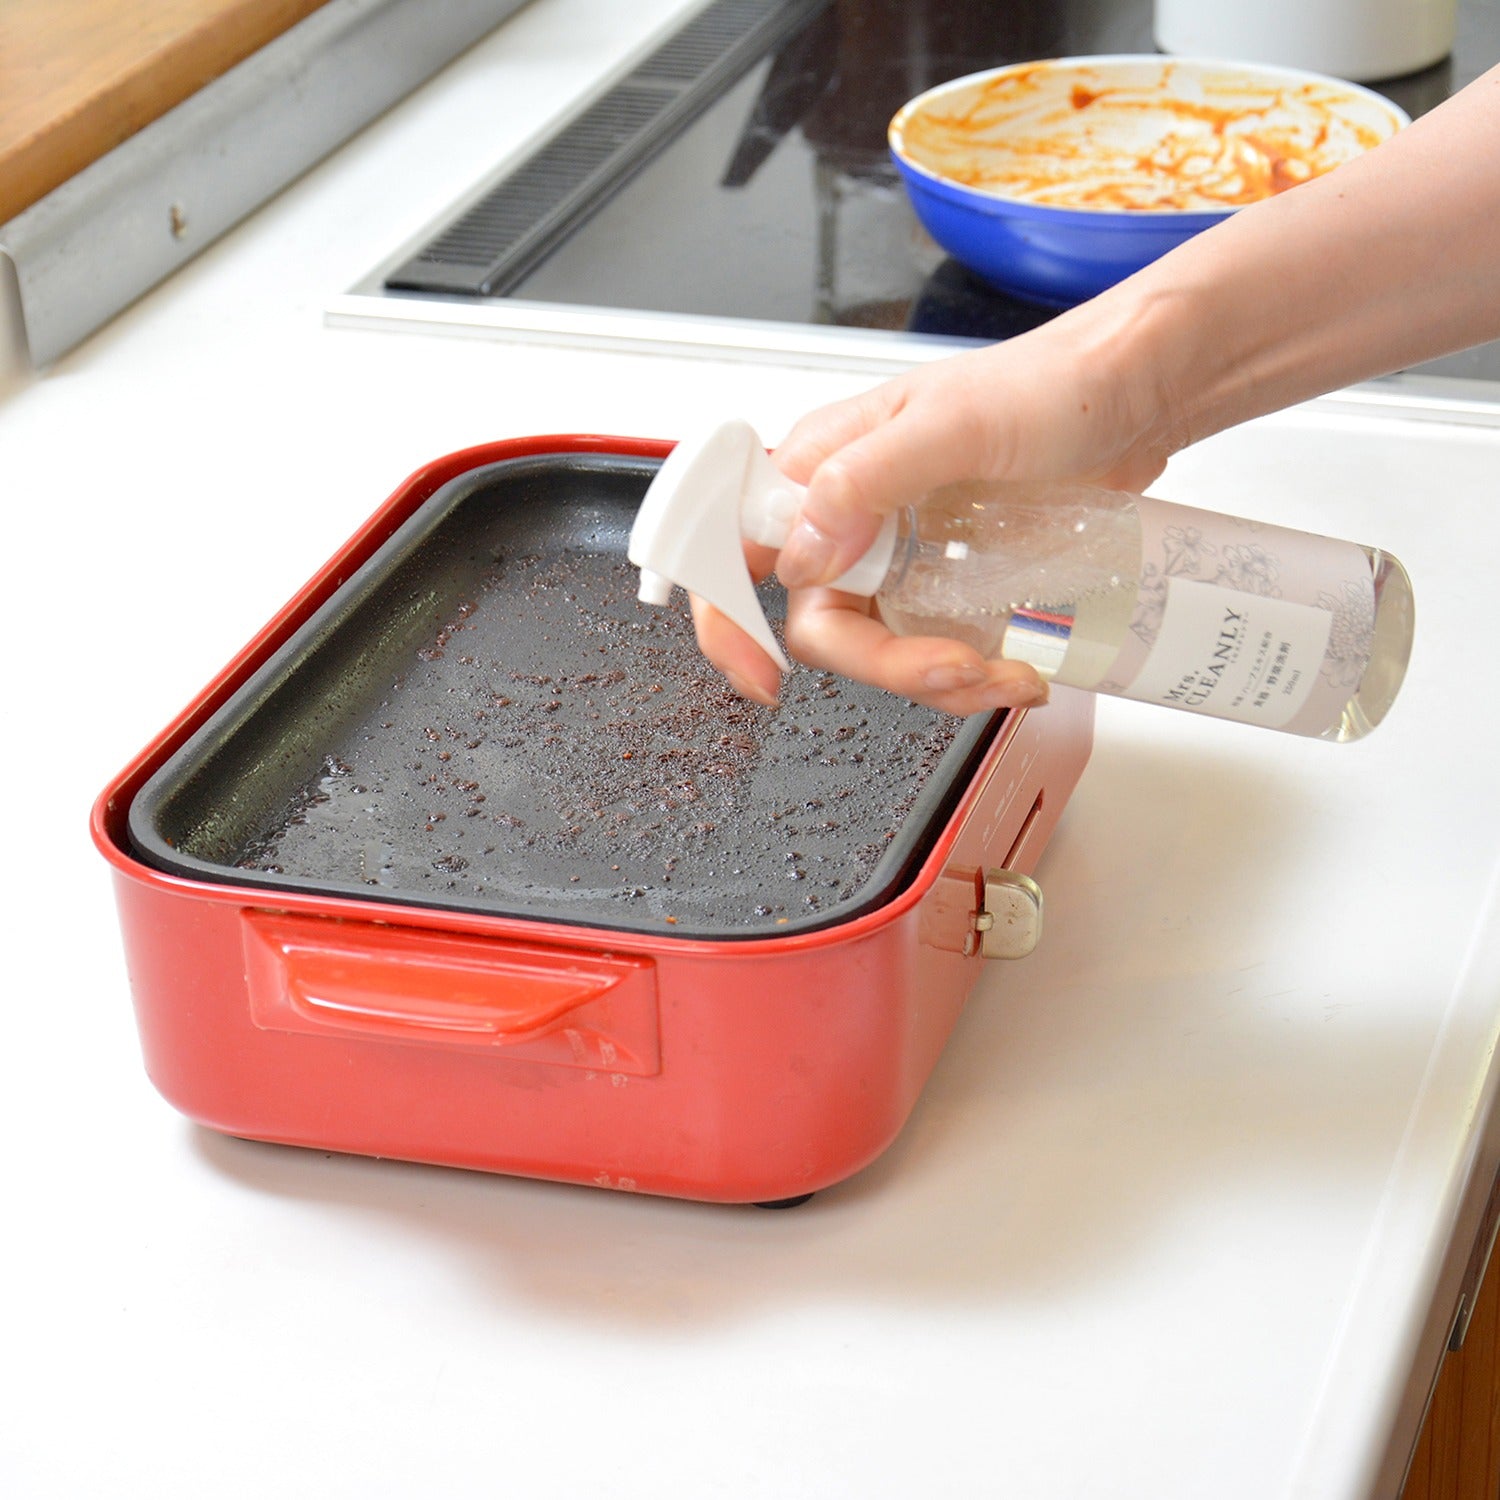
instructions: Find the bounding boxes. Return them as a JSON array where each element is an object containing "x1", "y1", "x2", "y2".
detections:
[
  {"x1": 891, "y1": 169, "x2": 1227, "y2": 307},
  {"x1": 889, "y1": 56, "x2": 1407, "y2": 307}
]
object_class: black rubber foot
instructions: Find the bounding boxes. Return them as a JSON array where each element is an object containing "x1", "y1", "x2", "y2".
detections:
[{"x1": 754, "y1": 1193, "x2": 815, "y2": 1210}]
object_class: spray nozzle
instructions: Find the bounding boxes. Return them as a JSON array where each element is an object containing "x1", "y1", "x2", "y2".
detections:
[{"x1": 628, "y1": 420, "x2": 897, "y2": 674}]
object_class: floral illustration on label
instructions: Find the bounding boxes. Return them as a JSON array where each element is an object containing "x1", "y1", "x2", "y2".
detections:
[
  {"x1": 1318, "y1": 576, "x2": 1377, "y2": 689},
  {"x1": 1131, "y1": 523, "x2": 1285, "y2": 651}
]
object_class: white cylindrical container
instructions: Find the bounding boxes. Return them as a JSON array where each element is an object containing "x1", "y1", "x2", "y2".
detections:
[{"x1": 1153, "y1": 0, "x2": 1456, "y2": 82}]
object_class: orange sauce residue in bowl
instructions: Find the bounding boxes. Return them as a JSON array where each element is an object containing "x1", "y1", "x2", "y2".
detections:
[{"x1": 898, "y1": 62, "x2": 1393, "y2": 213}]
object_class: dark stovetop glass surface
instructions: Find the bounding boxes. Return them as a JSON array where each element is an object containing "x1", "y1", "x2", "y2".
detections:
[{"x1": 491, "y1": 0, "x2": 1500, "y2": 383}]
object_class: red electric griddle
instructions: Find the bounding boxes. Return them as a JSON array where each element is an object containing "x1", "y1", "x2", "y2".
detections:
[{"x1": 92, "y1": 435, "x2": 1093, "y2": 1205}]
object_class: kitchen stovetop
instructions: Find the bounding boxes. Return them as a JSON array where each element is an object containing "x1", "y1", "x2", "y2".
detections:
[{"x1": 338, "y1": 0, "x2": 1500, "y2": 384}]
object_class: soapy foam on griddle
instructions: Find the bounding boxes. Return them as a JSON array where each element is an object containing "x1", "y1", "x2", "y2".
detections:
[{"x1": 233, "y1": 545, "x2": 962, "y2": 933}]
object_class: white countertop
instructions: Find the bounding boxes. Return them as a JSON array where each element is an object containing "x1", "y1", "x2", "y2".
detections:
[{"x1": 3, "y1": 4, "x2": 1498, "y2": 1497}]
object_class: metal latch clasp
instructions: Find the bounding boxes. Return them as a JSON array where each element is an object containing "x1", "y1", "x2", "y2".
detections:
[{"x1": 970, "y1": 869, "x2": 1044, "y2": 960}]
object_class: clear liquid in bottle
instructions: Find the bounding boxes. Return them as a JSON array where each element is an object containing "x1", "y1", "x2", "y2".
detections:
[{"x1": 874, "y1": 481, "x2": 1413, "y2": 740}]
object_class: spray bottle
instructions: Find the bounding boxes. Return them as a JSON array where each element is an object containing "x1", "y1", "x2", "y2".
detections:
[{"x1": 628, "y1": 419, "x2": 1413, "y2": 740}]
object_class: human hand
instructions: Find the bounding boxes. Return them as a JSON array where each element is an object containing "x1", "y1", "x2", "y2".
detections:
[{"x1": 693, "y1": 305, "x2": 1179, "y2": 711}]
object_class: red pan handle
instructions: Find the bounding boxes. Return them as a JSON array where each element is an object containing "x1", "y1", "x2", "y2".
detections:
[{"x1": 242, "y1": 911, "x2": 660, "y2": 1074}]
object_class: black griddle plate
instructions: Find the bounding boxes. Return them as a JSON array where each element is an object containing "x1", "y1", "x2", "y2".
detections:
[{"x1": 128, "y1": 453, "x2": 997, "y2": 940}]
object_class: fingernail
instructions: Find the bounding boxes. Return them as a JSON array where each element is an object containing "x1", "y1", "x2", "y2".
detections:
[
  {"x1": 922, "y1": 662, "x2": 988, "y2": 691},
  {"x1": 725, "y1": 669, "x2": 779, "y2": 708},
  {"x1": 976, "y1": 678, "x2": 1049, "y2": 710},
  {"x1": 776, "y1": 519, "x2": 836, "y2": 589}
]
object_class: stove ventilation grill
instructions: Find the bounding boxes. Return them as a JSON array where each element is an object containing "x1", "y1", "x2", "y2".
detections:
[{"x1": 384, "y1": 0, "x2": 822, "y2": 297}]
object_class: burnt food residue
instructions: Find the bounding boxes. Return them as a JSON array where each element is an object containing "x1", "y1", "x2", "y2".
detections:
[{"x1": 225, "y1": 534, "x2": 964, "y2": 935}]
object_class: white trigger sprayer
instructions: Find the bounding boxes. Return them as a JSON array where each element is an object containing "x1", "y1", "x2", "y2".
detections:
[{"x1": 627, "y1": 419, "x2": 898, "y2": 672}]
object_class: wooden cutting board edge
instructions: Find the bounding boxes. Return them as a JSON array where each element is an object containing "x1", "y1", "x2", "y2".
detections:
[{"x1": 0, "y1": 0, "x2": 329, "y2": 224}]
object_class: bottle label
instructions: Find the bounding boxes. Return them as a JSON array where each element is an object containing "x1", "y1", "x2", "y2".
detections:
[
  {"x1": 1120, "y1": 577, "x2": 1332, "y2": 728},
  {"x1": 1101, "y1": 498, "x2": 1376, "y2": 735}
]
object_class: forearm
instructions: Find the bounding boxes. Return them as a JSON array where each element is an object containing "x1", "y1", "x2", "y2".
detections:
[{"x1": 1078, "y1": 63, "x2": 1500, "y2": 452}]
